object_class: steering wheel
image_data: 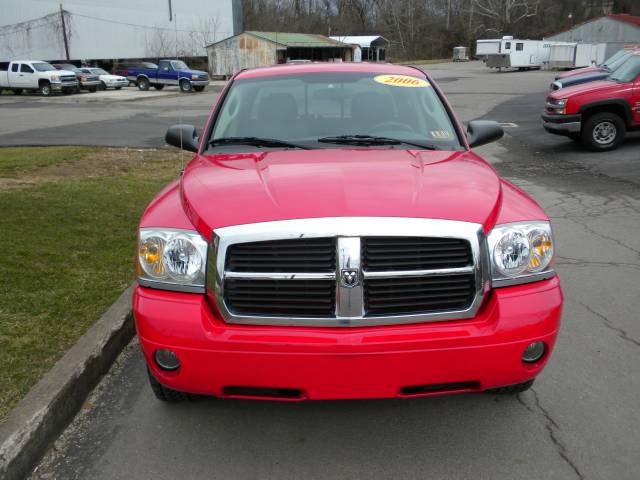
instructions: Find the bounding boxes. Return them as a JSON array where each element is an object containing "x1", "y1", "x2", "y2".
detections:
[{"x1": 369, "y1": 121, "x2": 415, "y2": 135}]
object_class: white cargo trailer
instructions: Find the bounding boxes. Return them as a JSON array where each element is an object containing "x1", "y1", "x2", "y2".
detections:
[
  {"x1": 484, "y1": 37, "x2": 574, "y2": 70},
  {"x1": 548, "y1": 43, "x2": 607, "y2": 69},
  {"x1": 475, "y1": 39, "x2": 501, "y2": 60}
]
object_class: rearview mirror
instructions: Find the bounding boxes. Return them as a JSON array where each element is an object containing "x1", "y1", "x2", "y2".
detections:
[
  {"x1": 466, "y1": 120, "x2": 504, "y2": 148},
  {"x1": 165, "y1": 124, "x2": 199, "y2": 152}
]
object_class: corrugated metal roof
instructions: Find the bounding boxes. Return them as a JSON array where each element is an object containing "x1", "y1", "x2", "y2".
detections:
[
  {"x1": 546, "y1": 14, "x2": 640, "y2": 38},
  {"x1": 329, "y1": 35, "x2": 388, "y2": 48},
  {"x1": 246, "y1": 31, "x2": 345, "y2": 48}
]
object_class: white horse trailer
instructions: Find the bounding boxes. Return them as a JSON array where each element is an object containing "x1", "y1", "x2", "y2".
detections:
[
  {"x1": 484, "y1": 37, "x2": 564, "y2": 70},
  {"x1": 475, "y1": 39, "x2": 501, "y2": 60},
  {"x1": 548, "y1": 43, "x2": 607, "y2": 69},
  {"x1": 452, "y1": 46, "x2": 470, "y2": 61}
]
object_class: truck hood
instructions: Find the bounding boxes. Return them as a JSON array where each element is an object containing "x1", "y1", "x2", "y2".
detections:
[
  {"x1": 555, "y1": 71, "x2": 608, "y2": 87},
  {"x1": 53, "y1": 69, "x2": 77, "y2": 77},
  {"x1": 180, "y1": 149, "x2": 503, "y2": 236},
  {"x1": 181, "y1": 68, "x2": 208, "y2": 76},
  {"x1": 549, "y1": 79, "x2": 617, "y2": 99},
  {"x1": 557, "y1": 66, "x2": 601, "y2": 79}
]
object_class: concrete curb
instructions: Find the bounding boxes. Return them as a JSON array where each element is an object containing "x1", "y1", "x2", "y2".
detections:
[{"x1": 0, "y1": 285, "x2": 135, "y2": 480}]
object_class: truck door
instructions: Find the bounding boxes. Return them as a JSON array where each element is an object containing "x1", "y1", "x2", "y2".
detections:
[
  {"x1": 157, "y1": 61, "x2": 174, "y2": 85},
  {"x1": 9, "y1": 63, "x2": 24, "y2": 87},
  {"x1": 18, "y1": 63, "x2": 35, "y2": 88}
]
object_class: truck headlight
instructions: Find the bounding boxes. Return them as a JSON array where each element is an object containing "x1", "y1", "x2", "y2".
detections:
[
  {"x1": 137, "y1": 228, "x2": 208, "y2": 292},
  {"x1": 191, "y1": 74, "x2": 198, "y2": 80},
  {"x1": 488, "y1": 221, "x2": 555, "y2": 287},
  {"x1": 51, "y1": 75, "x2": 60, "y2": 82}
]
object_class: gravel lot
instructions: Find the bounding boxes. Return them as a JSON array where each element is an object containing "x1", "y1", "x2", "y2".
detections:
[{"x1": 10, "y1": 61, "x2": 640, "y2": 480}]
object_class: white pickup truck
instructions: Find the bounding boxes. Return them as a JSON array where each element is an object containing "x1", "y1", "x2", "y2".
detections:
[{"x1": 0, "y1": 60, "x2": 78, "y2": 96}]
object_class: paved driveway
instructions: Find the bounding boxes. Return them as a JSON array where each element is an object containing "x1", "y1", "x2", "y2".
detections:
[{"x1": 28, "y1": 62, "x2": 640, "y2": 480}]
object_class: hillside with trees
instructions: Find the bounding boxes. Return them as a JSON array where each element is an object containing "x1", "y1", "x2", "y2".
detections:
[{"x1": 243, "y1": 0, "x2": 640, "y2": 60}]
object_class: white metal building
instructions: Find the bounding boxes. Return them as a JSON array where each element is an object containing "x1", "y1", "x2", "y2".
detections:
[
  {"x1": 329, "y1": 36, "x2": 389, "y2": 61},
  {"x1": 544, "y1": 14, "x2": 640, "y2": 59},
  {"x1": 0, "y1": 0, "x2": 242, "y2": 62}
]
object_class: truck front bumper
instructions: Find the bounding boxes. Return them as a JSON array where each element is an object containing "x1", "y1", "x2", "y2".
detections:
[
  {"x1": 542, "y1": 113, "x2": 581, "y2": 136},
  {"x1": 190, "y1": 80, "x2": 209, "y2": 87},
  {"x1": 51, "y1": 81, "x2": 78, "y2": 91},
  {"x1": 135, "y1": 276, "x2": 562, "y2": 400}
]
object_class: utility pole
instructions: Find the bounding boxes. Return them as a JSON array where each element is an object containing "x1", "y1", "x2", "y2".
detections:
[
  {"x1": 446, "y1": 0, "x2": 451, "y2": 30},
  {"x1": 59, "y1": 4, "x2": 70, "y2": 60}
]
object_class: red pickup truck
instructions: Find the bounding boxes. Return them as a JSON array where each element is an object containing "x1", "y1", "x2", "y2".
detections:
[
  {"x1": 543, "y1": 52, "x2": 640, "y2": 151},
  {"x1": 135, "y1": 63, "x2": 562, "y2": 402}
]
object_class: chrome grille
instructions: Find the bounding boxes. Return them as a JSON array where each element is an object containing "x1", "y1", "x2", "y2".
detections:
[
  {"x1": 364, "y1": 274, "x2": 476, "y2": 316},
  {"x1": 225, "y1": 278, "x2": 335, "y2": 317},
  {"x1": 362, "y1": 237, "x2": 472, "y2": 271},
  {"x1": 226, "y1": 238, "x2": 335, "y2": 273},
  {"x1": 208, "y1": 218, "x2": 487, "y2": 327}
]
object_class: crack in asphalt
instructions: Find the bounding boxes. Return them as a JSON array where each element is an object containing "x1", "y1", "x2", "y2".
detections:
[
  {"x1": 556, "y1": 256, "x2": 640, "y2": 271},
  {"x1": 578, "y1": 301, "x2": 640, "y2": 348},
  {"x1": 567, "y1": 218, "x2": 640, "y2": 257},
  {"x1": 517, "y1": 389, "x2": 584, "y2": 480}
]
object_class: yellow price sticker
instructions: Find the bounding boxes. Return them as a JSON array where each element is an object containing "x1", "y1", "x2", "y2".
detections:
[{"x1": 373, "y1": 74, "x2": 430, "y2": 88}]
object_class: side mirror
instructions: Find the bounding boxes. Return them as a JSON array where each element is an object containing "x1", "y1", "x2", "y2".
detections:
[
  {"x1": 165, "y1": 124, "x2": 199, "y2": 152},
  {"x1": 466, "y1": 120, "x2": 504, "y2": 148}
]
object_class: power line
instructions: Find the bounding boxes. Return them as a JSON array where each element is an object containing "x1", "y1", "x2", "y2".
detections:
[{"x1": 70, "y1": 12, "x2": 232, "y2": 35}]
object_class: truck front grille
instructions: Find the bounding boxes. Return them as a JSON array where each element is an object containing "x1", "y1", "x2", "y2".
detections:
[
  {"x1": 210, "y1": 218, "x2": 486, "y2": 327},
  {"x1": 362, "y1": 237, "x2": 472, "y2": 271},
  {"x1": 226, "y1": 238, "x2": 335, "y2": 273},
  {"x1": 225, "y1": 278, "x2": 335, "y2": 317},
  {"x1": 364, "y1": 274, "x2": 476, "y2": 316}
]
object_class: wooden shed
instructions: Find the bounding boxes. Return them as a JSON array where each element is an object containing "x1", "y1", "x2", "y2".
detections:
[{"x1": 206, "y1": 31, "x2": 352, "y2": 77}]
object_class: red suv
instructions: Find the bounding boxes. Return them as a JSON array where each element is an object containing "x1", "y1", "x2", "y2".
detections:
[
  {"x1": 543, "y1": 52, "x2": 640, "y2": 151},
  {"x1": 135, "y1": 63, "x2": 562, "y2": 402}
]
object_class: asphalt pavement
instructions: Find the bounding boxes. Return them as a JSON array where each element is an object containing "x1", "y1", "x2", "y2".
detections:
[{"x1": 12, "y1": 62, "x2": 640, "y2": 480}]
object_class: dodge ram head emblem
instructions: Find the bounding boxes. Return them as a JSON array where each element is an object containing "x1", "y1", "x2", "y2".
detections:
[{"x1": 340, "y1": 269, "x2": 359, "y2": 288}]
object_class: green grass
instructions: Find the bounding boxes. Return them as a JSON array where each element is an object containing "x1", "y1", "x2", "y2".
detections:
[
  {"x1": 0, "y1": 146, "x2": 95, "y2": 175},
  {"x1": 0, "y1": 147, "x2": 181, "y2": 422}
]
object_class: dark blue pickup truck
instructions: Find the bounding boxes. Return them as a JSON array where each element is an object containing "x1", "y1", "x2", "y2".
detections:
[{"x1": 128, "y1": 59, "x2": 209, "y2": 93}]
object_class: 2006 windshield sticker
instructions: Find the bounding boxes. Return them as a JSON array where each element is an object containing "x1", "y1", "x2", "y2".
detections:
[{"x1": 374, "y1": 74, "x2": 430, "y2": 88}]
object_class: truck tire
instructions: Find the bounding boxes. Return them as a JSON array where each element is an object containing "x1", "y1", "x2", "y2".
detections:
[
  {"x1": 99, "y1": 81, "x2": 107, "y2": 90},
  {"x1": 88, "y1": 87, "x2": 97, "y2": 93},
  {"x1": 147, "y1": 368, "x2": 199, "y2": 402},
  {"x1": 194, "y1": 86, "x2": 205, "y2": 92},
  {"x1": 153, "y1": 84, "x2": 165, "y2": 90},
  {"x1": 39, "y1": 81, "x2": 52, "y2": 96},
  {"x1": 179, "y1": 79, "x2": 192, "y2": 92},
  {"x1": 12, "y1": 89, "x2": 23, "y2": 95},
  {"x1": 137, "y1": 77, "x2": 150, "y2": 91},
  {"x1": 486, "y1": 379, "x2": 535, "y2": 395},
  {"x1": 581, "y1": 111, "x2": 625, "y2": 152},
  {"x1": 115, "y1": 86, "x2": 122, "y2": 90}
]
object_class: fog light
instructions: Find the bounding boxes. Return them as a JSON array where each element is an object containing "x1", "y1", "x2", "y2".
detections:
[
  {"x1": 154, "y1": 349, "x2": 180, "y2": 371},
  {"x1": 522, "y1": 342, "x2": 546, "y2": 363}
]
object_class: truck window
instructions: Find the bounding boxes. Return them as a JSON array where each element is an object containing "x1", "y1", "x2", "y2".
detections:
[
  {"x1": 20, "y1": 64, "x2": 34, "y2": 73},
  {"x1": 516, "y1": 43, "x2": 524, "y2": 51},
  {"x1": 11, "y1": 63, "x2": 19, "y2": 72},
  {"x1": 504, "y1": 42, "x2": 511, "y2": 50},
  {"x1": 160, "y1": 62, "x2": 171, "y2": 72}
]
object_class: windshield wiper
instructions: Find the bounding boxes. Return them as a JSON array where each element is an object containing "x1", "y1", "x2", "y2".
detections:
[
  {"x1": 317, "y1": 135, "x2": 438, "y2": 150},
  {"x1": 208, "y1": 137, "x2": 310, "y2": 150}
]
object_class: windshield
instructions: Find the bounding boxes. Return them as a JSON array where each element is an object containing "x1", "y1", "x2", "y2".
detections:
[
  {"x1": 32, "y1": 62, "x2": 57, "y2": 72},
  {"x1": 171, "y1": 61, "x2": 189, "y2": 70},
  {"x1": 90, "y1": 68, "x2": 108, "y2": 75},
  {"x1": 209, "y1": 71, "x2": 461, "y2": 151},
  {"x1": 606, "y1": 51, "x2": 633, "y2": 71},
  {"x1": 603, "y1": 49, "x2": 627, "y2": 66},
  {"x1": 609, "y1": 55, "x2": 640, "y2": 83}
]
